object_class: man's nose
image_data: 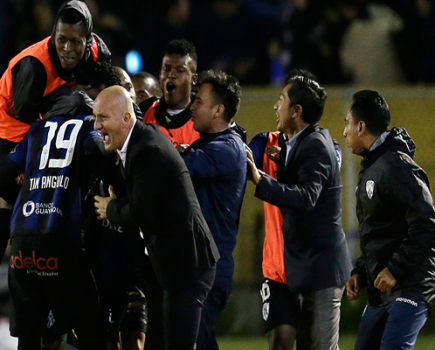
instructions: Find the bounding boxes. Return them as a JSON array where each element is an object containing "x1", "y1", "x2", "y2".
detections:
[
  {"x1": 94, "y1": 119, "x2": 101, "y2": 130},
  {"x1": 168, "y1": 69, "x2": 176, "y2": 78},
  {"x1": 63, "y1": 41, "x2": 71, "y2": 51}
]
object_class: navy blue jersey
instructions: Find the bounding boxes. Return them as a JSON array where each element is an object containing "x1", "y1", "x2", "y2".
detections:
[{"x1": 7, "y1": 114, "x2": 102, "y2": 244}]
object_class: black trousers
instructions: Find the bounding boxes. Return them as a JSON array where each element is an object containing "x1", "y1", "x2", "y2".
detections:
[{"x1": 163, "y1": 265, "x2": 216, "y2": 350}]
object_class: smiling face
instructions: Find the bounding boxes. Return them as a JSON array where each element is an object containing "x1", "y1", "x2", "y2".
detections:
[
  {"x1": 190, "y1": 83, "x2": 219, "y2": 134},
  {"x1": 55, "y1": 21, "x2": 87, "y2": 70},
  {"x1": 159, "y1": 54, "x2": 197, "y2": 109},
  {"x1": 274, "y1": 84, "x2": 296, "y2": 135}
]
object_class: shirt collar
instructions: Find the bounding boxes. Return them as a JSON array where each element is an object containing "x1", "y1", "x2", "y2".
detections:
[
  {"x1": 285, "y1": 126, "x2": 307, "y2": 165},
  {"x1": 370, "y1": 131, "x2": 390, "y2": 152},
  {"x1": 117, "y1": 122, "x2": 135, "y2": 167}
]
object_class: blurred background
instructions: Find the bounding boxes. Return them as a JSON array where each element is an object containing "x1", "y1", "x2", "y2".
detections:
[
  {"x1": 1, "y1": 0, "x2": 435, "y2": 348},
  {"x1": 1, "y1": 0, "x2": 435, "y2": 85}
]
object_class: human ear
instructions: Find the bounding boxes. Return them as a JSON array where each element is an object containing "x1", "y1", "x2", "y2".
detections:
[{"x1": 192, "y1": 73, "x2": 198, "y2": 85}]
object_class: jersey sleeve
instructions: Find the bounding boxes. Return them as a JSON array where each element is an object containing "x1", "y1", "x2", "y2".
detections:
[{"x1": 11, "y1": 56, "x2": 47, "y2": 124}]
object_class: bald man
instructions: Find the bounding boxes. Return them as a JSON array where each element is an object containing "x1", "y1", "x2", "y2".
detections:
[{"x1": 93, "y1": 86, "x2": 219, "y2": 350}]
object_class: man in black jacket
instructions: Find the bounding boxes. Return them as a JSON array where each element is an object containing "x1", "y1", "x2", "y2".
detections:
[
  {"x1": 93, "y1": 86, "x2": 219, "y2": 350},
  {"x1": 247, "y1": 76, "x2": 352, "y2": 350},
  {"x1": 344, "y1": 90, "x2": 435, "y2": 350}
]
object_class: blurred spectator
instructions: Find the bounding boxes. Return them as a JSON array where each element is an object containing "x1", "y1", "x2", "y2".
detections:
[
  {"x1": 284, "y1": 0, "x2": 358, "y2": 84},
  {"x1": 1, "y1": 0, "x2": 435, "y2": 85},
  {"x1": 131, "y1": 72, "x2": 163, "y2": 104},
  {"x1": 85, "y1": 0, "x2": 134, "y2": 67},
  {"x1": 135, "y1": 0, "x2": 195, "y2": 78},
  {"x1": 0, "y1": 0, "x2": 15, "y2": 73},
  {"x1": 340, "y1": 2, "x2": 405, "y2": 84},
  {"x1": 191, "y1": 0, "x2": 273, "y2": 84},
  {"x1": 388, "y1": 0, "x2": 435, "y2": 83}
]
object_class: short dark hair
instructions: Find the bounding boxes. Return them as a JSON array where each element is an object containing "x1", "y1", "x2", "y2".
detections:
[
  {"x1": 164, "y1": 39, "x2": 197, "y2": 72},
  {"x1": 76, "y1": 61, "x2": 122, "y2": 88},
  {"x1": 198, "y1": 69, "x2": 241, "y2": 122},
  {"x1": 285, "y1": 69, "x2": 317, "y2": 85},
  {"x1": 287, "y1": 76, "x2": 327, "y2": 124},
  {"x1": 350, "y1": 90, "x2": 390, "y2": 136}
]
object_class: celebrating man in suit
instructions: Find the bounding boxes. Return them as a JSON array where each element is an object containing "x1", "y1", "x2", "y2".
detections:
[
  {"x1": 247, "y1": 76, "x2": 352, "y2": 350},
  {"x1": 93, "y1": 86, "x2": 220, "y2": 350}
]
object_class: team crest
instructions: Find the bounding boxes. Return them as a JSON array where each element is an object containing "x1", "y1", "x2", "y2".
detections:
[
  {"x1": 47, "y1": 310, "x2": 55, "y2": 328},
  {"x1": 366, "y1": 180, "x2": 375, "y2": 199},
  {"x1": 263, "y1": 302, "x2": 270, "y2": 321}
]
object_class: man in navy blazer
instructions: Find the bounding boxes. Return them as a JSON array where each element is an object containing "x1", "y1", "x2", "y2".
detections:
[
  {"x1": 93, "y1": 86, "x2": 220, "y2": 350},
  {"x1": 247, "y1": 76, "x2": 352, "y2": 350}
]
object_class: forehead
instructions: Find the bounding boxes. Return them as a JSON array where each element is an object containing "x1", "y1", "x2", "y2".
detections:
[
  {"x1": 118, "y1": 70, "x2": 132, "y2": 85},
  {"x1": 162, "y1": 54, "x2": 194, "y2": 70},
  {"x1": 55, "y1": 21, "x2": 86, "y2": 39},
  {"x1": 282, "y1": 83, "x2": 292, "y2": 96},
  {"x1": 93, "y1": 97, "x2": 116, "y2": 116},
  {"x1": 345, "y1": 111, "x2": 356, "y2": 123},
  {"x1": 197, "y1": 83, "x2": 213, "y2": 99},
  {"x1": 132, "y1": 76, "x2": 147, "y2": 90}
]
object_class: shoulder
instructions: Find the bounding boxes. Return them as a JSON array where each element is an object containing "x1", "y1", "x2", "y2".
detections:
[
  {"x1": 131, "y1": 122, "x2": 176, "y2": 154},
  {"x1": 248, "y1": 132, "x2": 269, "y2": 146},
  {"x1": 138, "y1": 96, "x2": 159, "y2": 116}
]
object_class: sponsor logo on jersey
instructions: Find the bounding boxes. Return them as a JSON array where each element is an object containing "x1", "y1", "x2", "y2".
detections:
[
  {"x1": 366, "y1": 180, "x2": 375, "y2": 199},
  {"x1": 22, "y1": 201, "x2": 63, "y2": 217},
  {"x1": 10, "y1": 251, "x2": 58, "y2": 272}
]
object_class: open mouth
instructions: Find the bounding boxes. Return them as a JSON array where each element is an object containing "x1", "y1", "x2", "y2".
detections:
[
  {"x1": 166, "y1": 82, "x2": 176, "y2": 93},
  {"x1": 62, "y1": 56, "x2": 76, "y2": 63},
  {"x1": 100, "y1": 133, "x2": 109, "y2": 143}
]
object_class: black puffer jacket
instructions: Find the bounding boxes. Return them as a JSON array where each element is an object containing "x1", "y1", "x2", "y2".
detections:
[{"x1": 352, "y1": 127, "x2": 435, "y2": 308}]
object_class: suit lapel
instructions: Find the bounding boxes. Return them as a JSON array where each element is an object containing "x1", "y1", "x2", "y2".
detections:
[
  {"x1": 280, "y1": 123, "x2": 319, "y2": 176},
  {"x1": 124, "y1": 121, "x2": 142, "y2": 175}
]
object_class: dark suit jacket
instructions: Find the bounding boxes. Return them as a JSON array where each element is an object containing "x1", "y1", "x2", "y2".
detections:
[
  {"x1": 107, "y1": 121, "x2": 219, "y2": 292},
  {"x1": 255, "y1": 124, "x2": 352, "y2": 293}
]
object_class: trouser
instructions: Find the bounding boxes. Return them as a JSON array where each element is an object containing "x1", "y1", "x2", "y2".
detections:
[
  {"x1": 297, "y1": 285, "x2": 345, "y2": 350},
  {"x1": 163, "y1": 265, "x2": 216, "y2": 350},
  {"x1": 354, "y1": 297, "x2": 428, "y2": 350},
  {"x1": 196, "y1": 283, "x2": 232, "y2": 350}
]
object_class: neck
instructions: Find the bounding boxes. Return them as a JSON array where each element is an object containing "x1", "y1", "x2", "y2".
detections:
[
  {"x1": 285, "y1": 121, "x2": 309, "y2": 139},
  {"x1": 364, "y1": 133, "x2": 379, "y2": 151},
  {"x1": 210, "y1": 121, "x2": 230, "y2": 134},
  {"x1": 167, "y1": 94, "x2": 191, "y2": 110}
]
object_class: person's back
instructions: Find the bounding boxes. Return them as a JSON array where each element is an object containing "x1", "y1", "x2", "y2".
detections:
[
  {"x1": 0, "y1": 109, "x2": 107, "y2": 350},
  {"x1": 8, "y1": 113, "x2": 99, "y2": 243}
]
